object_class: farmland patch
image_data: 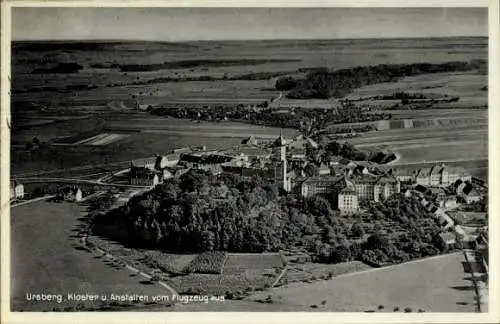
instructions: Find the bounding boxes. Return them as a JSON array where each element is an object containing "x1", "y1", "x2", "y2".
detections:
[{"x1": 223, "y1": 253, "x2": 285, "y2": 275}]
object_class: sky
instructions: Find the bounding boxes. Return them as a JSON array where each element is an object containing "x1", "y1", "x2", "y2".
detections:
[{"x1": 12, "y1": 7, "x2": 488, "y2": 41}]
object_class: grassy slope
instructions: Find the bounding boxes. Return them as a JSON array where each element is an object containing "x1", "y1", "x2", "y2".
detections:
[
  {"x1": 246, "y1": 253, "x2": 478, "y2": 312},
  {"x1": 10, "y1": 201, "x2": 168, "y2": 311}
]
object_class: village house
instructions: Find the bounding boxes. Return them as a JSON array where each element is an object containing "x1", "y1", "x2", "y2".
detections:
[
  {"x1": 10, "y1": 180, "x2": 24, "y2": 200},
  {"x1": 460, "y1": 184, "x2": 483, "y2": 204},
  {"x1": 439, "y1": 232, "x2": 457, "y2": 250}
]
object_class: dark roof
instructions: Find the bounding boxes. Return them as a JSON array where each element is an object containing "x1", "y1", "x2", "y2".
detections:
[
  {"x1": 415, "y1": 185, "x2": 427, "y2": 193},
  {"x1": 340, "y1": 185, "x2": 357, "y2": 195},
  {"x1": 462, "y1": 183, "x2": 474, "y2": 195},
  {"x1": 180, "y1": 153, "x2": 233, "y2": 164}
]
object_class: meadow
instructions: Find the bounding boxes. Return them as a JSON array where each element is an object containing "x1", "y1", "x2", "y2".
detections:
[
  {"x1": 10, "y1": 201, "x2": 169, "y2": 311},
  {"x1": 247, "y1": 253, "x2": 478, "y2": 312}
]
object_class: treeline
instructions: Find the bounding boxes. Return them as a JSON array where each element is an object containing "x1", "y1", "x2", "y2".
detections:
[
  {"x1": 91, "y1": 59, "x2": 299, "y2": 72},
  {"x1": 91, "y1": 170, "x2": 446, "y2": 266},
  {"x1": 31, "y1": 63, "x2": 84, "y2": 74},
  {"x1": 277, "y1": 60, "x2": 487, "y2": 99},
  {"x1": 14, "y1": 84, "x2": 98, "y2": 94}
]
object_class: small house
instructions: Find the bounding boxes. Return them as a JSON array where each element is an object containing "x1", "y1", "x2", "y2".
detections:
[
  {"x1": 461, "y1": 185, "x2": 483, "y2": 204},
  {"x1": 10, "y1": 180, "x2": 24, "y2": 200},
  {"x1": 62, "y1": 187, "x2": 83, "y2": 202},
  {"x1": 439, "y1": 232, "x2": 457, "y2": 249}
]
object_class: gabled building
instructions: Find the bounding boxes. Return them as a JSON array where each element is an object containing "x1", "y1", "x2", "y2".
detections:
[{"x1": 415, "y1": 164, "x2": 471, "y2": 186}]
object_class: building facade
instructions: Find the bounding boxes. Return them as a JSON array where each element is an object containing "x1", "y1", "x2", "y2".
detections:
[
  {"x1": 414, "y1": 164, "x2": 471, "y2": 186},
  {"x1": 338, "y1": 186, "x2": 359, "y2": 215}
]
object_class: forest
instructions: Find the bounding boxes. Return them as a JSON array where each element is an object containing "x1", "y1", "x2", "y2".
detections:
[{"x1": 277, "y1": 59, "x2": 487, "y2": 99}]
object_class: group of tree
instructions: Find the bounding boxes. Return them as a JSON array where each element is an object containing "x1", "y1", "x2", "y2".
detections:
[
  {"x1": 276, "y1": 59, "x2": 487, "y2": 99},
  {"x1": 305, "y1": 139, "x2": 396, "y2": 165},
  {"x1": 32, "y1": 62, "x2": 84, "y2": 74},
  {"x1": 91, "y1": 168, "x2": 446, "y2": 267}
]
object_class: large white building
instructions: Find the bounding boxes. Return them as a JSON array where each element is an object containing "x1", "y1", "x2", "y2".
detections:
[{"x1": 394, "y1": 164, "x2": 471, "y2": 186}]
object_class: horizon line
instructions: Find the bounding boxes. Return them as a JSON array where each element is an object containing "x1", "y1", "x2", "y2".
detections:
[{"x1": 11, "y1": 35, "x2": 488, "y2": 43}]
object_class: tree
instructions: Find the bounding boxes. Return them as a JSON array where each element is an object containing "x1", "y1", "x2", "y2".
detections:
[
  {"x1": 330, "y1": 245, "x2": 351, "y2": 263},
  {"x1": 351, "y1": 222, "x2": 365, "y2": 238},
  {"x1": 341, "y1": 142, "x2": 356, "y2": 159},
  {"x1": 306, "y1": 196, "x2": 332, "y2": 218},
  {"x1": 325, "y1": 141, "x2": 341, "y2": 156},
  {"x1": 179, "y1": 170, "x2": 208, "y2": 192},
  {"x1": 366, "y1": 233, "x2": 390, "y2": 250},
  {"x1": 275, "y1": 76, "x2": 298, "y2": 91}
]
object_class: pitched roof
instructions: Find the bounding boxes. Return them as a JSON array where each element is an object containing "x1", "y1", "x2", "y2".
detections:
[
  {"x1": 241, "y1": 136, "x2": 258, "y2": 145},
  {"x1": 462, "y1": 183, "x2": 474, "y2": 195},
  {"x1": 439, "y1": 232, "x2": 457, "y2": 243},
  {"x1": 340, "y1": 185, "x2": 357, "y2": 195}
]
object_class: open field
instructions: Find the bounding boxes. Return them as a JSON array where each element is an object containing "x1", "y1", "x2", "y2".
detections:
[
  {"x1": 345, "y1": 71, "x2": 487, "y2": 104},
  {"x1": 281, "y1": 261, "x2": 374, "y2": 284},
  {"x1": 247, "y1": 253, "x2": 479, "y2": 312},
  {"x1": 12, "y1": 37, "x2": 486, "y2": 109},
  {"x1": 10, "y1": 201, "x2": 169, "y2": 311},
  {"x1": 11, "y1": 113, "x2": 297, "y2": 174}
]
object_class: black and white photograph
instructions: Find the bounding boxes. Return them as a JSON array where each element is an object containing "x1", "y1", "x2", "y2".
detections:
[{"x1": 1, "y1": 2, "x2": 498, "y2": 321}]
